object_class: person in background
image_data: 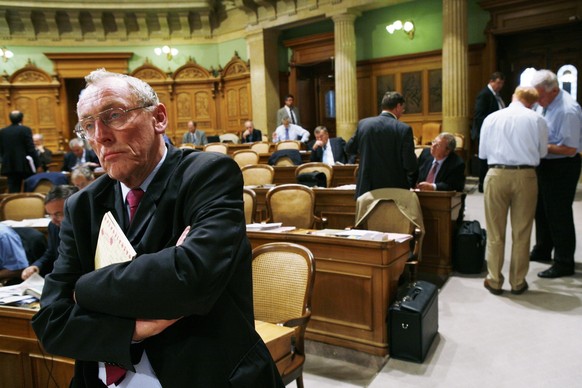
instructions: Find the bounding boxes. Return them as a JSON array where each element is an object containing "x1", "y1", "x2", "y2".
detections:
[
  {"x1": 273, "y1": 115, "x2": 310, "y2": 143},
  {"x1": 346, "y1": 91, "x2": 417, "y2": 198},
  {"x1": 70, "y1": 166, "x2": 95, "y2": 190},
  {"x1": 62, "y1": 138, "x2": 100, "y2": 172},
  {"x1": 0, "y1": 223, "x2": 29, "y2": 285},
  {"x1": 32, "y1": 69, "x2": 283, "y2": 388},
  {"x1": 472, "y1": 72, "x2": 506, "y2": 193},
  {"x1": 276, "y1": 94, "x2": 301, "y2": 127},
  {"x1": 181, "y1": 120, "x2": 208, "y2": 146},
  {"x1": 33, "y1": 133, "x2": 53, "y2": 172},
  {"x1": 479, "y1": 86, "x2": 548, "y2": 295},
  {"x1": 21, "y1": 185, "x2": 79, "y2": 280},
  {"x1": 240, "y1": 120, "x2": 263, "y2": 143},
  {"x1": 529, "y1": 69, "x2": 582, "y2": 278},
  {"x1": 0, "y1": 110, "x2": 40, "y2": 192},
  {"x1": 309, "y1": 126, "x2": 353, "y2": 165},
  {"x1": 415, "y1": 132, "x2": 465, "y2": 192}
]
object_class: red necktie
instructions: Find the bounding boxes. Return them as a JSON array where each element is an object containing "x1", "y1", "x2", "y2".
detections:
[
  {"x1": 426, "y1": 162, "x2": 438, "y2": 183},
  {"x1": 127, "y1": 188, "x2": 144, "y2": 223}
]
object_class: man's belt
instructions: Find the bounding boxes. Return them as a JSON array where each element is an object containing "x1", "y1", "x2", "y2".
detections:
[{"x1": 488, "y1": 164, "x2": 535, "y2": 170}]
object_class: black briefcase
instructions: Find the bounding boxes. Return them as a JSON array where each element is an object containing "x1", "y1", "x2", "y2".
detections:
[
  {"x1": 388, "y1": 280, "x2": 438, "y2": 363},
  {"x1": 453, "y1": 220, "x2": 486, "y2": 274}
]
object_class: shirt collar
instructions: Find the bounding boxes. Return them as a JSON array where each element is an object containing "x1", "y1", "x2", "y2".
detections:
[{"x1": 120, "y1": 146, "x2": 168, "y2": 202}]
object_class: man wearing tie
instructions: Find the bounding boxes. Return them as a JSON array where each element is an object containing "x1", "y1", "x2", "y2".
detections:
[
  {"x1": 309, "y1": 126, "x2": 353, "y2": 165},
  {"x1": 415, "y1": 132, "x2": 465, "y2": 192},
  {"x1": 32, "y1": 69, "x2": 283, "y2": 387},
  {"x1": 181, "y1": 120, "x2": 208, "y2": 146},
  {"x1": 471, "y1": 71, "x2": 506, "y2": 192},
  {"x1": 276, "y1": 94, "x2": 301, "y2": 127}
]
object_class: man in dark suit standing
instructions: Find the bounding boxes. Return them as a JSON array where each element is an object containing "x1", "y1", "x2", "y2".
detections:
[
  {"x1": 472, "y1": 71, "x2": 505, "y2": 192},
  {"x1": 0, "y1": 110, "x2": 40, "y2": 192},
  {"x1": 61, "y1": 138, "x2": 100, "y2": 172},
  {"x1": 309, "y1": 126, "x2": 353, "y2": 165},
  {"x1": 415, "y1": 132, "x2": 466, "y2": 192},
  {"x1": 240, "y1": 120, "x2": 263, "y2": 143},
  {"x1": 346, "y1": 91, "x2": 417, "y2": 198},
  {"x1": 32, "y1": 69, "x2": 283, "y2": 387}
]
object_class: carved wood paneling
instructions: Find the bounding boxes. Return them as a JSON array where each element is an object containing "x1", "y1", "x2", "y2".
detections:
[{"x1": 219, "y1": 53, "x2": 251, "y2": 135}]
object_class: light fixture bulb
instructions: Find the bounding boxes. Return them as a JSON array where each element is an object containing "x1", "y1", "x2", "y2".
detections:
[
  {"x1": 386, "y1": 25, "x2": 395, "y2": 34},
  {"x1": 162, "y1": 45, "x2": 170, "y2": 54},
  {"x1": 154, "y1": 47, "x2": 162, "y2": 55},
  {"x1": 393, "y1": 20, "x2": 403, "y2": 30},
  {"x1": 403, "y1": 21, "x2": 414, "y2": 32},
  {"x1": 170, "y1": 48, "x2": 179, "y2": 56}
]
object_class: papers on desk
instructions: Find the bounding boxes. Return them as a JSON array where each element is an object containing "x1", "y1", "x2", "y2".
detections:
[
  {"x1": 0, "y1": 273, "x2": 44, "y2": 305},
  {"x1": 310, "y1": 228, "x2": 410, "y2": 242},
  {"x1": 246, "y1": 223, "x2": 296, "y2": 233},
  {"x1": 1, "y1": 218, "x2": 50, "y2": 228}
]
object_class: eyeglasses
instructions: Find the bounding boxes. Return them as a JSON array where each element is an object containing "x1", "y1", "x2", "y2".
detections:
[{"x1": 75, "y1": 105, "x2": 152, "y2": 140}]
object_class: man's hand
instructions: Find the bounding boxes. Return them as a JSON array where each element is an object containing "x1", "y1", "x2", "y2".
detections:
[
  {"x1": 416, "y1": 182, "x2": 436, "y2": 191},
  {"x1": 312, "y1": 140, "x2": 324, "y2": 150},
  {"x1": 22, "y1": 265, "x2": 40, "y2": 280}
]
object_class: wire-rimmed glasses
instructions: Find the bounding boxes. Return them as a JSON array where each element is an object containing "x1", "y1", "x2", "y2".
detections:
[{"x1": 75, "y1": 105, "x2": 152, "y2": 140}]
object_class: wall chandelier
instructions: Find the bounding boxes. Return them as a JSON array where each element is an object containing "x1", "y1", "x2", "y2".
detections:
[
  {"x1": 386, "y1": 20, "x2": 415, "y2": 39},
  {"x1": 154, "y1": 45, "x2": 179, "y2": 61},
  {"x1": 0, "y1": 47, "x2": 14, "y2": 62}
]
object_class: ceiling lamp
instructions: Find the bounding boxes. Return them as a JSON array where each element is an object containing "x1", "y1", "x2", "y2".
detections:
[{"x1": 386, "y1": 20, "x2": 415, "y2": 39}]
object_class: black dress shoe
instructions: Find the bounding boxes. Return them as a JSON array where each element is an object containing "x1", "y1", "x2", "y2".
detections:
[
  {"x1": 484, "y1": 279, "x2": 503, "y2": 295},
  {"x1": 537, "y1": 265, "x2": 574, "y2": 279},
  {"x1": 511, "y1": 281, "x2": 528, "y2": 295}
]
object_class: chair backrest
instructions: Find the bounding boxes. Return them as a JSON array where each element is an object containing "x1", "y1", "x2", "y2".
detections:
[
  {"x1": 32, "y1": 179, "x2": 54, "y2": 194},
  {"x1": 275, "y1": 140, "x2": 300, "y2": 151},
  {"x1": 0, "y1": 193, "x2": 46, "y2": 221},
  {"x1": 252, "y1": 242, "x2": 315, "y2": 385},
  {"x1": 295, "y1": 162, "x2": 334, "y2": 188},
  {"x1": 232, "y1": 149, "x2": 259, "y2": 168},
  {"x1": 203, "y1": 142, "x2": 228, "y2": 154},
  {"x1": 219, "y1": 132, "x2": 240, "y2": 144},
  {"x1": 242, "y1": 187, "x2": 256, "y2": 224},
  {"x1": 180, "y1": 143, "x2": 195, "y2": 149},
  {"x1": 250, "y1": 141, "x2": 270, "y2": 154},
  {"x1": 421, "y1": 122, "x2": 442, "y2": 145},
  {"x1": 266, "y1": 184, "x2": 317, "y2": 228},
  {"x1": 241, "y1": 164, "x2": 275, "y2": 186},
  {"x1": 274, "y1": 156, "x2": 295, "y2": 166},
  {"x1": 454, "y1": 132, "x2": 465, "y2": 149}
]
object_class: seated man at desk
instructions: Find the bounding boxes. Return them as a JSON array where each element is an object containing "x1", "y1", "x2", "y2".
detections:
[
  {"x1": 21, "y1": 185, "x2": 78, "y2": 280},
  {"x1": 309, "y1": 126, "x2": 354, "y2": 165},
  {"x1": 241, "y1": 120, "x2": 263, "y2": 143},
  {"x1": 62, "y1": 138, "x2": 100, "y2": 172},
  {"x1": 0, "y1": 224, "x2": 29, "y2": 285},
  {"x1": 181, "y1": 120, "x2": 208, "y2": 146},
  {"x1": 415, "y1": 132, "x2": 465, "y2": 192},
  {"x1": 272, "y1": 116, "x2": 310, "y2": 143}
]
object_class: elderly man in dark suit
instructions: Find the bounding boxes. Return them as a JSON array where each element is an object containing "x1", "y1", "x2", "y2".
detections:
[
  {"x1": 240, "y1": 120, "x2": 263, "y2": 143},
  {"x1": 32, "y1": 69, "x2": 283, "y2": 388},
  {"x1": 309, "y1": 125, "x2": 354, "y2": 165},
  {"x1": 62, "y1": 138, "x2": 100, "y2": 172},
  {"x1": 472, "y1": 71, "x2": 505, "y2": 192},
  {"x1": 415, "y1": 132, "x2": 466, "y2": 192},
  {"x1": 0, "y1": 110, "x2": 40, "y2": 192},
  {"x1": 346, "y1": 91, "x2": 417, "y2": 198}
]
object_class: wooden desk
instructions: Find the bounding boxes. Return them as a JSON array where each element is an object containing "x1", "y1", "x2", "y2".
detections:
[
  {"x1": 248, "y1": 230, "x2": 411, "y2": 356},
  {"x1": 250, "y1": 188, "x2": 462, "y2": 279},
  {"x1": 0, "y1": 306, "x2": 74, "y2": 388},
  {"x1": 0, "y1": 306, "x2": 295, "y2": 387},
  {"x1": 255, "y1": 320, "x2": 294, "y2": 375}
]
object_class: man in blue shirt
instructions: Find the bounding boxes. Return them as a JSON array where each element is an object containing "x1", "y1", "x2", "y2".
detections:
[
  {"x1": 530, "y1": 69, "x2": 582, "y2": 278},
  {"x1": 0, "y1": 223, "x2": 29, "y2": 285}
]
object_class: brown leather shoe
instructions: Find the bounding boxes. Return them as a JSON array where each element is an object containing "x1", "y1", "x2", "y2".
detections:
[
  {"x1": 484, "y1": 279, "x2": 503, "y2": 295},
  {"x1": 511, "y1": 281, "x2": 528, "y2": 295}
]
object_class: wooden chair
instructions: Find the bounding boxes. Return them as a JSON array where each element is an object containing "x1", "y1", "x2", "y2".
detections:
[
  {"x1": 266, "y1": 184, "x2": 325, "y2": 229},
  {"x1": 454, "y1": 133, "x2": 465, "y2": 149},
  {"x1": 275, "y1": 140, "x2": 301, "y2": 151},
  {"x1": 252, "y1": 242, "x2": 315, "y2": 388},
  {"x1": 203, "y1": 142, "x2": 228, "y2": 154},
  {"x1": 242, "y1": 188, "x2": 256, "y2": 224},
  {"x1": 241, "y1": 164, "x2": 275, "y2": 186},
  {"x1": 179, "y1": 143, "x2": 196, "y2": 149},
  {"x1": 250, "y1": 141, "x2": 271, "y2": 154},
  {"x1": 421, "y1": 122, "x2": 442, "y2": 145},
  {"x1": 232, "y1": 149, "x2": 259, "y2": 168},
  {"x1": 355, "y1": 188, "x2": 424, "y2": 282},
  {"x1": 273, "y1": 156, "x2": 295, "y2": 166},
  {"x1": 219, "y1": 132, "x2": 240, "y2": 144},
  {"x1": 0, "y1": 193, "x2": 46, "y2": 221},
  {"x1": 295, "y1": 162, "x2": 334, "y2": 188}
]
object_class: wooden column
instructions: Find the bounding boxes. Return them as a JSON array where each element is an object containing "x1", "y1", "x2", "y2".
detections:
[
  {"x1": 246, "y1": 28, "x2": 280, "y2": 138},
  {"x1": 442, "y1": 0, "x2": 470, "y2": 144},
  {"x1": 332, "y1": 12, "x2": 359, "y2": 140}
]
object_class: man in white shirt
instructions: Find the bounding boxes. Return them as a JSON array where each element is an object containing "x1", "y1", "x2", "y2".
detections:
[
  {"x1": 479, "y1": 86, "x2": 548, "y2": 296},
  {"x1": 273, "y1": 116, "x2": 310, "y2": 143}
]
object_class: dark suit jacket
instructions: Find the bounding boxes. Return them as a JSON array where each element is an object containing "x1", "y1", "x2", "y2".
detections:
[
  {"x1": 309, "y1": 137, "x2": 354, "y2": 164},
  {"x1": 471, "y1": 86, "x2": 501, "y2": 140},
  {"x1": 32, "y1": 147, "x2": 282, "y2": 388},
  {"x1": 30, "y1": 222, "x2": 59, "y2": 276},
  {"x1": 61, "y1": 149, "x2": 100, "y2": 172},
  {"x1": 415, "y1": 147, "x2": 466, "y2": 192},
  {"x1": 37, "y1": 148, "x2": 53, "y2": 172},
  {"x1": 241, "y1": 128, "x2": 263, "y2": 143},
  {"x1": 0, "y1": 124, "x2": 39, "y2": 176},
  {"x1": 346, "y1": 112, "x2": 417, "y2": 198}
]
